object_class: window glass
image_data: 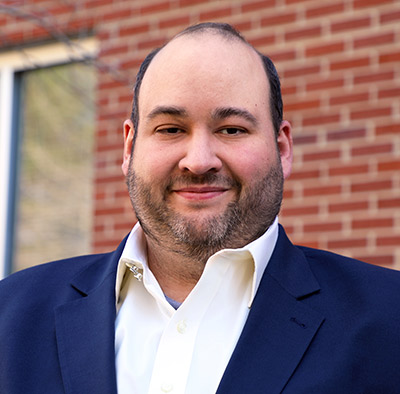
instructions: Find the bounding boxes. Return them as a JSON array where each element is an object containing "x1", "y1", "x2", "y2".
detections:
[{"x1": 13, "y1": 62, "x2": 95, "y2": 272}]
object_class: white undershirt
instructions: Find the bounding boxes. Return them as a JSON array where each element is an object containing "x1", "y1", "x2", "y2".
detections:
[{"x1": 115, "y1": 217, "x2": 279, "y2": 394}]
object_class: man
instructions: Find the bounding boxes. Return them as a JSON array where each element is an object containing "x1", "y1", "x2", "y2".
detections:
[{"x1": 1, "y1": 22, "x2": 400, "y2": 394}]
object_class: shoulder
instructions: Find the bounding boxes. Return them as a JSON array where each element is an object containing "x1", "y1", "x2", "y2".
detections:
[
  {"x1": 296, "y1": 245, "x2": 400, "y2": 316},
  {"x1": 0, "y1": 252, "x2": 113, "y2": 310},
  {"x1": 299, "y1": 245, "x2": 400, "y2": 287}
]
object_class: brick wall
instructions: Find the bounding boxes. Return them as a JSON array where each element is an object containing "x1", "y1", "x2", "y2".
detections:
[{"x1": 1, "y1": 0, "x2": 399, "y2": 268}]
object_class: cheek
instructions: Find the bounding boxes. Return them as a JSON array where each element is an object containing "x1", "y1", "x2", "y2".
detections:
[
  {"x1": 132, "y1": 143, "x2": 180, "y2": 180},
  {"x1": 226, "y1": 144, "x2": 278, "y2": 182}
]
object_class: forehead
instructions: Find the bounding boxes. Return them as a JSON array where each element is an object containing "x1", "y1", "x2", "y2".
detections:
[{"x1": 138, "y1": 33, "x2": 270, "y2": 118}]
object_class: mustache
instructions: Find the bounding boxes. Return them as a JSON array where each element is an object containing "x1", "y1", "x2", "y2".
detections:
[{"x1": 165, "y1": 173, "x2": 241, "y2": 191}]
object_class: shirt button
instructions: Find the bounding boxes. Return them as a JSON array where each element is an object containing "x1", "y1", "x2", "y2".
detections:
[
  {"x1": 177, "y1": 320, "x2": 187, "y2": 334},
  {"x1": 161, "y1": 382, "x2": 173, "y2": 392}
]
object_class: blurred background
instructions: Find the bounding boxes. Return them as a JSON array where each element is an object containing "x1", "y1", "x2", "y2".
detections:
[{"x1": 0, "y1": 0, "x2": 399, "y2": 277}]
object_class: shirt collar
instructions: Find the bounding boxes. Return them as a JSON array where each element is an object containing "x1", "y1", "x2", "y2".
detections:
[{"x1": 115, "y1": 217, "x2": 279, "y2": 308}]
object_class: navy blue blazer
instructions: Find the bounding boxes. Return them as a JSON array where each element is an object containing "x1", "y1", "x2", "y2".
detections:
[{"x1": 1, "y1": 225, "x2": 400, "y2": 394}]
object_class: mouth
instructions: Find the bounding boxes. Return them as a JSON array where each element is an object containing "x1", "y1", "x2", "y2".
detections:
[{"x1": 172, "y1": 186, "x2": 229, "y2": 201}]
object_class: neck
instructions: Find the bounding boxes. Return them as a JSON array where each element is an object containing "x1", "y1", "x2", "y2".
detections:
[{"x1": 145, "y1": 237, "x2": 207, "y2": 303}]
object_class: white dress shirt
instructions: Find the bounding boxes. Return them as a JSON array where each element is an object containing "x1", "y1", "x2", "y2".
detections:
[{"x1": 115, "y1": 217, "x2": 279, "y2": 394}]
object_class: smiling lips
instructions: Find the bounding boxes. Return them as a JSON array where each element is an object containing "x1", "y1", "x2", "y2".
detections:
[{"x1": 173, "y1": 186, "x2": 229, "y2": 200}]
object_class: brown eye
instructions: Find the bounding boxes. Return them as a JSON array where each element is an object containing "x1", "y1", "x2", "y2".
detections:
[
  {"x1": 157, "y1": 127, "x2": 183, "y2": 134},
  {"x1": 219, "y1": 128, "x2": 246, "y2": 135}
]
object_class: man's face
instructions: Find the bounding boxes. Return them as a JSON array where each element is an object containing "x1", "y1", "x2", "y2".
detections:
[{"x1": 122, "y1": 34, "x2": 292, "y2": 259}]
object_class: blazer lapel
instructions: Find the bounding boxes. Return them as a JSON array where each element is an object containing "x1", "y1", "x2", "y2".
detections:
[
  {"x1": 54, "y1": 240, "x2": 126, "y2": 394},
  {"x1": 217, "y1": 226, "x2": 324, "y2": 394}
]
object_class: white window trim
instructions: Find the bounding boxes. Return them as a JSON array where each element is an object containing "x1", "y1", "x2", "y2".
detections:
[{"x1": 0, "y1": 37, "x2": 98, "y2": 279}]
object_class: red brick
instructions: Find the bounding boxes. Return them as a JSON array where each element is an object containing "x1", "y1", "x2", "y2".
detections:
[
  {"x1": 282, "y1": 84, "x2": 297, "y2": 95},
  {"x1": 159, "y1": 16, "x2": 190, "y2": 29},
  {"x1": 379, "y1": 51, "x2": 400, "y2": 64},
  {"x1": 283, "y1": 189, "x2": 294, "y2": 199},
  {"x1": 49, "y1": 3, "x2": 75, "y2": 15},
  {"x1": 380, "y1": 9, "x2": 400, "y2": 23},
  {"x1": 350, "y1": 107, "x2": 391, "y2": 121},
  {"x1": 248, "y1": 34, "x2": 276, "y2": 47},
  {"x1": 100, "y1": 44, "x2": 129, "y2": 57},
  {"x1": 94, "y1": 206, "x2": 125, "y2": 216},
  {"x1": 377, "y1": 236, "x2": 400, "y2": 246},
  {"x1": 329, "y1": 200, "x2": 369, "y2": 213},
  {"x1": 281, "y1": 205, "x2": 319, "y2": 216},
  {"x1": 289, "y1": 169, "x2": 320, "y2": 180},
  {"x1": 303, "y1": 185, "x2": 342, "y2": 197},
  {"x1": 355, "y1": 255, "x2": 394, "y2": 267},
  {"x1": 138, "y1": 37, "x2": 167, "y2": 50},
  {"x1": 102, "y1": 8, "x2": 135, "y2": 22},
  {"x1": 329, "y1": 164, "x2": 369, "y2": 177},
  {"x1": 352, "y1": 143, "x2": 392, "y2": 157},
  {"x1": 285, "y1": 25, "x2": 321, "y2": 41},
  {"x1": 120, "y1": 58, "x2": 144, "y2": 70},
  {"x1": 306, "y1": 41, "x2": 344, "y2": 57},
  {"x1": 327, "y1": 128, "x2": 366, "y2": 141},
  {"x1": 330, "y1": 56, "x2": 370, "y2": 71},
  {"x1": 306, "y1": 78, "x2": 344, "y2": 92},
  {"x1": 283, "y1": 64, "x2": 320, "y2": 78},
  {"x1": 269, "y1": 49, "x2": 297, "y2": 62},
  {"x1": 328, "y1": 238, "x2": 367, "y2": 249},
  {"x1": 119, "y1": 23, "x2": 149, "y2": 37},
  {"x1": 98, "y1": 80, "x2": 126, "y2": 90},
  {"x1": 354, "y1": 32, "x2": 395, "y2": 49},
  {"x1": 302, "y1": 113, "x2": 340, "y2": 126},
  {"x1": 354, "y1": 0, "x2": 394, "y2": 8},
  {"x1": 303, "y1": 150, "x2": 340, "y2": 162},
  {"x1": 85, "y1": 0, "x2": 111, "y2": 8},
  {"x1": 329, "y1": 92, "x2": 369, "y2": 106},
  {"x1": 292, "y1": 134, "x2": 317, "y2": 145},
  {"x1": 378, "y1": 160, "x2": 400, "y2": 172},
  {"x1": 285, "y1": 99, "x2": 320, "y2": 111},
  {"x1": 304, "y1": 222, "x2": 342, "y2": 233},
  {"x1": 351, "y1": 180, "x2": 392, "y2": 193},
  {"x1": 354, "y1": 70, "x2": 394, "y2": 85},
  {"x1": 199, "y1": 7, "x2": 233, "y2": 21},
  {"x1": 285, "y1": 0, "x2": 314, "y2": 4},
  {"x1": 306, "y1": 2, "x2": 345, "y2": 18},
  {"x1": 241, "y1": 0, "x2": 276, "y2": 12},
  {"x1": 352, "y1": 218, "x2": 393, "y2": 229},
  {"x1": 375, "y1": 122, "x2": 400, "y2": 135},
  {"x1": 140, "y1": 1, "x2": 170, "y2": 14},
  {"x1": 179, "y1": 0, "x2": 208, "y2": 6},
  {"x1": 233, "y1": 21, "x2": 253, "y2": 32},
  {"x1": 378, "y1": 198, "x2": 400, "y2": 209},
  {"x1": 378, "y1": 87, "x2": 400, "y2": 99},
  {"x1": 95, "y1": 174, "x2": 125, "y2": 184},
  {"x1": 331, "y1": 16, "x2": 371, "y2": 33},
  {"x1": 261, "y1": 11, "x2": 297, "y2": 27}
]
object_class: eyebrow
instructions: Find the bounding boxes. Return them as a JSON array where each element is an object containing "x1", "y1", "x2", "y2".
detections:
[
  {"x1": 147, "y1": 106, "x2": 189, "y2": 120},
  {"x1": 212, "y1": 107, "x2": 259, "y2": 127}
]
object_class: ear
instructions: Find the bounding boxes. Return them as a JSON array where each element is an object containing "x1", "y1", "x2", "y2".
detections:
[
  {"x1": 122, "y1": 119, "x2": 134, "y2": 176},
  {"x1": 277, "y1": 120, "x2": 293, "y2": 180}
]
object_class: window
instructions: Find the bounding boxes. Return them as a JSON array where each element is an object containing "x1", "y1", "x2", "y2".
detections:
[{"x1": 0, "y1": 38, "x2": 98, "y2": 277}]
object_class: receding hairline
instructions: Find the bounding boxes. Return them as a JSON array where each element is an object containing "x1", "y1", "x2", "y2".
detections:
[{"x1": 155, "y1": 23, "x2": 259, "y2": 66}]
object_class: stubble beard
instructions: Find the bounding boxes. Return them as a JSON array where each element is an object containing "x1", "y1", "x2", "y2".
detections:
[{"x1": 126, "y1": 160, "x2": 284, "y2": 264}]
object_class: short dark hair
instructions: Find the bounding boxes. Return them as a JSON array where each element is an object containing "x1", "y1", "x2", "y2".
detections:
[{"x1": 130, "y1": 22, "x2": 283, "y2": 149}]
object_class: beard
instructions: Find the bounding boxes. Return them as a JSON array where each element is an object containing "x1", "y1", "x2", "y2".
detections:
[{"x1": 126, "y1": 159, "x2": 284, "y2": 263}]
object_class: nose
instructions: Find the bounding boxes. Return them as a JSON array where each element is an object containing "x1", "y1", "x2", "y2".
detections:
[{"x1": 178, "y1": 131, "x2": 223, "y2": 175}]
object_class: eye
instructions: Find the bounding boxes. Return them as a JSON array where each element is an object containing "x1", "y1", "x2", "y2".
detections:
[
  {"x1": 218, "y1": 127, "x2": 247, "y2": 135},
  {"x1": 156, "y1": 127, "x2": 184, "y2": 134}
]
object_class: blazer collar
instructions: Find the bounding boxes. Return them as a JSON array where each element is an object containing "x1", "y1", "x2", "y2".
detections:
[
  {"x1": 217, "y1": 226, "x2": 324, "y2": 394},
  {"x1": 54, "y1": 237, "x2": 127, "y2": 394}
]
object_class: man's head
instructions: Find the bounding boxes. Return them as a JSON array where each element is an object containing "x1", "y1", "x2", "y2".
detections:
[
  {"x1": 122, "y1": 22, "x2": 292, "y2": 261},
  {"x1": 129, "y1": 23, "x2": 283, "y2": 149}
]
